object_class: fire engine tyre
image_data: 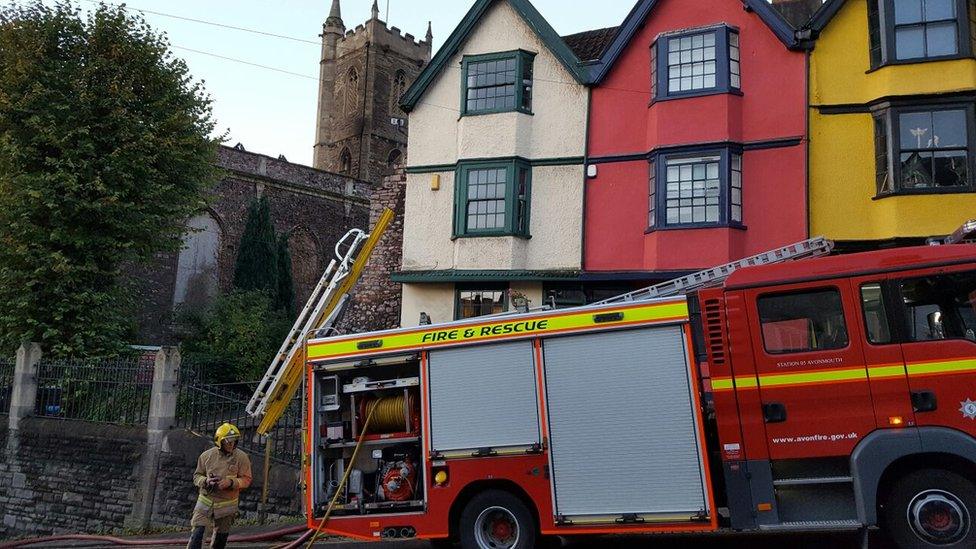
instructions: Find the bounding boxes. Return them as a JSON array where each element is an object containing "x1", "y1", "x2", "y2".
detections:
[
  {"x1": 459, "y1": 489, "x2": 537, "y2": 549},
  {"x1": 883, "y1": 469, "x2": 976, "y2": 549}
]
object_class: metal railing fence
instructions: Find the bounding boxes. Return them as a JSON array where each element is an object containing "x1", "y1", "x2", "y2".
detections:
[
  {"x1": 176, "y1": 366, "x2": 303, "y2": 465},
  {"x1": 0, "y1": 357, "x2": 14, "y2": 416},
  {"x1": 34, "y1": 354, "x2": 154, "y2": 424}
]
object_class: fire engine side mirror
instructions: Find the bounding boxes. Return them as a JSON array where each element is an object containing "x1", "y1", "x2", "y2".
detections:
[{"x1": 762, "y1": 402, "x2": 787, "y2": 424}]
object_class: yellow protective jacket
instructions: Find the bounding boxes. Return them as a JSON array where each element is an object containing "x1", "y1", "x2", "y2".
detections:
[{"x1": 192, "y1": 447, "x2": 253, "y2": 518}]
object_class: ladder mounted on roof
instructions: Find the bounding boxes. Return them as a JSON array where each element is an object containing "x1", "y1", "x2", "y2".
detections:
[
  {"x1": 595, "y1": 236, "x2": 835, "y2": 305},
  {"x1": 928, "y1": 219, "x2": 976, "y2": 245},
  {"x1": 246, "y1": 208, "x2": 394, "y2": 435}
]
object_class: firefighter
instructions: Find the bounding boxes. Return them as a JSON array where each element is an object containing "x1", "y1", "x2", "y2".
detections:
[{"x1": 187, "y1": 423, "x2": 252, "y2": 549}]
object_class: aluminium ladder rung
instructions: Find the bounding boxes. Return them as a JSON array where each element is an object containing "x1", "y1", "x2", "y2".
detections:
[
  {"x1": 942, "y1": 219, "x2": 976, "y2": 245},
  {"x1": 246, "y1": 228, "x2": 368, "y2": 417},
  {"x1": 595, "y1": 236, "x2": 835, "y2": 305}
]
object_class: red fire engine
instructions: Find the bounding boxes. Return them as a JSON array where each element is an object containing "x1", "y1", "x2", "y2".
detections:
[{"x1": 254, "y1": 221, "x2": 976, "y2": 549}]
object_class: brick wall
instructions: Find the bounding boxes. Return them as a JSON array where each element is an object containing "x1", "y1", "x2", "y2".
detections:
[{"x1": 336, "y1": 167, "x2": 406, "y2": 335}]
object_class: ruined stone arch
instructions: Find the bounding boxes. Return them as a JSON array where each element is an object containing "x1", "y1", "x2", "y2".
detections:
[
  {"x1": 173, "y1": 210, "x2": 223, "y2": 309},
  {"x1": 288, "y1": 226, "x2": 322, "y2": 306}
]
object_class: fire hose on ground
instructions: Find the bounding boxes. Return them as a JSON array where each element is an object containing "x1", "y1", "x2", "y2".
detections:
[{"x1": 0, "y1": 524, "x2": 307, "y2": 548}]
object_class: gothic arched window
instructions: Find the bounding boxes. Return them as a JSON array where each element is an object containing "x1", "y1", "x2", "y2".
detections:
[
  {"x1": 390, "y1": 70, "x2": 407, "y2": 116},
  {"x1": 288, "y1": 227, "x2": 321, "y2": 306},
  {"x1": 387, "y1": 149, "x2": 402, "y2": 172},
  {"x1": 339, "y1": 147, "x2": 352, "y2": 175},
  {"x1": 344, "y1": 67, "x2": 360, "y2": 115}
]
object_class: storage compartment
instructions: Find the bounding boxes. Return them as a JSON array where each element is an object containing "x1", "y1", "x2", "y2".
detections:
[
  {"x1": 310, "y1": 354, "x2": 425, "y2": 516},
  {"x1": 427, "y1": 340, "x2": 540, "y2": 456},
  {"x1": 543, "y1": 326, "x2": 710, "y2": 522}
]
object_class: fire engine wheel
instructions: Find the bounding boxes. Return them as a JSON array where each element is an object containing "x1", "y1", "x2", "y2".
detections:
[
  {"x1": 883, "y1": 469, "x2": 976, "y2": 549},
  {"x1": 459, "y1": 489, "x2": 536, "y2": 549}
]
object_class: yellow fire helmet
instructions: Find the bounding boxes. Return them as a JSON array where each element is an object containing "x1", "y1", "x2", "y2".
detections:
[{"x1": 214, "y1": 422, "x2": 241, "y2": 447}]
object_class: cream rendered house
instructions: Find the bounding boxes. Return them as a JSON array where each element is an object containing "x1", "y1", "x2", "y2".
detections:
[{"x1": 397, "y1": 0, "x2": 613, "y2": 326}]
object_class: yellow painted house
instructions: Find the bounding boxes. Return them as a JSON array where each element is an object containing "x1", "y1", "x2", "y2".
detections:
[{"x1": 807, "y1": 0, "x2": 976, "y2": 244}]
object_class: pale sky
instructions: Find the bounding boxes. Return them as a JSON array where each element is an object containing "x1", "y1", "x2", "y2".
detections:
[{"x1": 60, "y1": 1, "x2": 639, "y2": 167}]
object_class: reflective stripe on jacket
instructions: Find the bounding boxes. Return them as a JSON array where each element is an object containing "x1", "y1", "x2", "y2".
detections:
[{"x1": 195, "y1": 494, "x2": 239, "y2": 520}]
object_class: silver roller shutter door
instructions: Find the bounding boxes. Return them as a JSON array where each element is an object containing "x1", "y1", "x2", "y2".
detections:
[
  {"x1": 543, "y1": 326, "x2": 707, "y2": 518},
  {"x1": 428, "y1": 341, "x2": 539, "y2": 452}
]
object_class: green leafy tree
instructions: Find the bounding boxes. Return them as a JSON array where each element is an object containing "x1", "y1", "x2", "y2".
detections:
[
  {"x1": 176, "y1": 290, "x2": 291, "y2": 384},
  {"x1": 233, "y1": 197, "x2": 278, "y2": 294},
  {"x1": 275, "y1": 233, "x2": 296, "y2": 315},
  {"x1": 0, "y1": 1, "x2": 218, "y2": 356}
]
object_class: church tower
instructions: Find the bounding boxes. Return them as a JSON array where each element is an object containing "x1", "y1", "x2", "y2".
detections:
[{"x1": 313, "y1": 0, "x2": 432, "y2": 182}]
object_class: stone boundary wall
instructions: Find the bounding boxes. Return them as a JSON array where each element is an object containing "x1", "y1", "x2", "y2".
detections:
[
  {"x1": 0, "y1": 421, "x2": 301, "y2": 539},
  {"x1": 0, "y1": 419, "x2": 144, "y2": 537},
  {"x1": 0, "y1": 345, "x2": 302, "y2": 540}
]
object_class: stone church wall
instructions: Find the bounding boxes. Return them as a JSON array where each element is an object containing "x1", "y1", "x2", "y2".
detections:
[{"x1": 129, "y1": 145, "x2": 371, "y2": 345}]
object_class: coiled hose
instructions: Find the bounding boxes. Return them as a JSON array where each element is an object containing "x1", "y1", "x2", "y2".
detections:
[{"x1": 362, "y1": 394, "x2": 412, "y2": 433}]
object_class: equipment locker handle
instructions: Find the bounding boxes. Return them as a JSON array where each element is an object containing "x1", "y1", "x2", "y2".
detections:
[
  {"x1": 762, "y1": 402, "x2": 787, "y2": 423},
  {"x1": 911, "y1": 390, "x2": 938, "y2": 413}
]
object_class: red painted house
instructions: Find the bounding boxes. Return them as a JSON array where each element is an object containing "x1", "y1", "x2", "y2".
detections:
[{"x1": 584, "y1": 0, "x2": 816, "y2": 281}]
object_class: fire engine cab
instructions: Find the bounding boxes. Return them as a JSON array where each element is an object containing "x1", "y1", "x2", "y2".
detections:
[{"x1": 256, "y1": 222, "x2": 976, "y2": 549}]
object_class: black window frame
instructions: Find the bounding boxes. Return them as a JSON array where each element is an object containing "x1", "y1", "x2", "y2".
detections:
[
  {"x1": 453, "y1": 159, "x2": 532, "y2": 238},
  {"x1": 757, "y1": 287, "x2": 852, "y2": 355},
  {"x1": 647, "y1": 146, "x2": 744, "y2": 231},
  {"x1": 859, "y1": 282, "x2": 896, "y2": 345},
  {"x1": 869, "y1": 0, "x2": 975, "y2": 69},
  {"x1": 650, "y1": 25, "x2": 741, "y2": 102},
  {"x1": 872, "y1": 101, "x2": 976, "y2": 196},
  {"x1": 892, "y1": 269, "x2": 976, "y2": 343},
  {"x1": 454, "y1": 282, "x2": 509, "y2": 320},
  {"x1": 460, "y1": 50, "x2": 535, "y2": 117}
]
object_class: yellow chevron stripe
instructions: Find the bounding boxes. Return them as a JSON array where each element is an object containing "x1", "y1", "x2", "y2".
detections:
[
  {"x1": 758, "y1": 367, "x2": 867, "y2": 388},
  {"x1": 711, "y1": 378, "x2": 734, "y2": 391},
  {"x1": 907, "y1": 358, "x2": 976, "y2": 377},
  {"x1": 711, "y1": 357, "x2": 976, "y2": 393},
  {"x1": 867, "y1": 364, "x2": 906, "y2": 379}
]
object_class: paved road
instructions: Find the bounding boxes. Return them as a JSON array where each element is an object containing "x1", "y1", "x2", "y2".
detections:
[
  {"x1": 302, "y1": 530, "x2": 890, "y2": 548},
  {"x1": 32, "y1": 527, "x2": 893, "y2": 548}
]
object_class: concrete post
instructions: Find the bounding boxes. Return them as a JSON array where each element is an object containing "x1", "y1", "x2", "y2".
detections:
[
  {"x1": 126, "y1": 347, "x2": 180, "y2": 532},
  {"x1": 148, "y1": 347, "x2": 180, "y2": 432},
  {"x1": 8, "y1": 343, "x2": 42, "y2": 432}
]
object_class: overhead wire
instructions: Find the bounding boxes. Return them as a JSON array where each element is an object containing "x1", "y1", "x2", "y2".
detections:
[
  {"x1": 78, "y1": 0, "x2": 321, "y2": 45},
  {"x1": 78, "y1": 0, "x2": 655, "y2": 100}
]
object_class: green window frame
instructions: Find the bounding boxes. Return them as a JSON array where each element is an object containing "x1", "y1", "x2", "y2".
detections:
[
  {"x1": 461, "y1": 50, "x2": 535, "y2": 116},
  {"x1": 453, "y1": 159, "x2": 532, "y2": 238}
]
